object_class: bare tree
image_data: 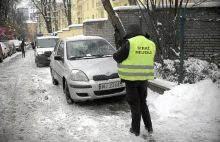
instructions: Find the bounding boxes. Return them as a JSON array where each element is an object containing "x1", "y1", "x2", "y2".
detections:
[
  {"x1": 0, "y1": 0, "x2": 28, "y2": 39},
  {"x1": 63, "y1": 0, "x2": 72, "y2": 26},
  {"x1": 33, "y1": 0, "x2": 53, "y2": 33},
  {"x1": 102, "y1": 0, "x2": 125, "y2": 49},
  {"x1": 52, "y1": 0, "x2": 58, "y2": 31}
]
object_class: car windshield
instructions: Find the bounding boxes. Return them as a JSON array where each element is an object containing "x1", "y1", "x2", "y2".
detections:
[
  {"x1": 66, "y1": 39, "x2": 115, "y2": 60},
  {"x1": 37, "y1": 38, "x2": 59, "y2": 48}
]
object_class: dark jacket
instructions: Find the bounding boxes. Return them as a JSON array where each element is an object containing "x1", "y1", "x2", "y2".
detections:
[
  {"x1": 20, "y1": 40, "x2": 25, "y2": 52},
  {"x1": 113, "y1": 24, "x2": 146, "y2": 63}
]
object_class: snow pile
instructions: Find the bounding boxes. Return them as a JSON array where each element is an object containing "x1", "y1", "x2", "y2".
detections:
[{"x1": 150, "y1": 79, "x2": 220, "y2": 120}]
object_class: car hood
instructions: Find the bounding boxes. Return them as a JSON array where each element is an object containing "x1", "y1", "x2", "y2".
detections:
[
  {"x1": 68, "y1": 57, "x2": 118, "y2": 80},
  {"x1": 36, "y1": 48, "x2": 54, "y2": 52}
]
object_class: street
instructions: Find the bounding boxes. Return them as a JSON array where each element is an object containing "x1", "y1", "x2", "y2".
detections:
[{"x1": 0, "y1": 49, "x2": 137, "y2": 142}]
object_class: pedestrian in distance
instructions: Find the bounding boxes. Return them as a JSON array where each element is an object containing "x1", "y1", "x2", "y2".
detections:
[
  {"x1": 113, "y1": 24, "x2": 156, "y2": 136},
  {"x1": 20, "y1": 39, "x2": 25, "y2": 58}
]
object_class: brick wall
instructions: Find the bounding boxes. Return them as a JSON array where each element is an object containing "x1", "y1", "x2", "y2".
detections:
[
  {"x1": 184, "y1": 7, "x2": 220, "y2": 64},
  {"x1": 83, "y1": 19, "x2": 115, "y2": 47}
]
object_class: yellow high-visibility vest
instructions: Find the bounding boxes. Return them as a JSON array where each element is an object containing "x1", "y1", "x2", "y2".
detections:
[{"x1": 118, "y1": 35, "x2": 156, "y2": 81}]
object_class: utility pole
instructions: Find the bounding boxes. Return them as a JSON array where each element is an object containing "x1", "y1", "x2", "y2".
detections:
[{"x1": 178, "y1": 8, "x2": 185, "y2": 84}]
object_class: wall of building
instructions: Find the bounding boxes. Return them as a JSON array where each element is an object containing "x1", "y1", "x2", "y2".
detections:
[{"x1": 26, "y1": 22, "x2": 37, "y2": 42}]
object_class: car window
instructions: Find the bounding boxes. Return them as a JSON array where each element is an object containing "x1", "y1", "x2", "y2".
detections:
[
  {"x1": 54, "y1": 40, "x2": 60, "y2": 53},
  {"x1": 57, "y1": 41, "x2": 64, "y2": 57},
  {"x1": 36, "y1": 38, "x2": 59, "y2": 48},
  {"x1": 66, "y1": 39, "x2": 115, "y2": 59}
]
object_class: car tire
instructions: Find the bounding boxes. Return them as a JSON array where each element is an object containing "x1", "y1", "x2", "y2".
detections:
[
  {"x1": 50, "y1": 68, "x2": 58, "y2": 85},
  {"x1": 36, "y1": 62, "x2": 40, "y2": 67},
  {"x1": 64, "y1": 80, "x2": 73, "y2": 104}
]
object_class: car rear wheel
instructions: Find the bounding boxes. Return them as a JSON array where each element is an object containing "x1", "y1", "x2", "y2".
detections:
[
  {"x1": 64, "y1": 81, "x2": 73, "y2": 104},
  {"x1": 50, "y1": 68, "x2": 58, "y2": 85}
]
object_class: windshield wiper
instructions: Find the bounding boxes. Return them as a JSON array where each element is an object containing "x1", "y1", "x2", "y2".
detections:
[
  {"x1": 68, "y1": 56, "x2": 84, "y2": 60},
  {"x1": 92, "y1": 54, "x2": 113, "y2": 58}
]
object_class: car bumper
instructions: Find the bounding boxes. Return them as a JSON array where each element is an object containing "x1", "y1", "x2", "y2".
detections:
[
  {"x1": 35, "y1": 55, "x2": 51, "y2": 65},
  {"x1": 67, "y1": 78, "x2": 126, "y2": 101}
]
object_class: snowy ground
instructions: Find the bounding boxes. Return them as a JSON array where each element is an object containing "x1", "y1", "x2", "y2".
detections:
[{"x1": 0, "y1": 50, "x2": 219, "y2": 142}]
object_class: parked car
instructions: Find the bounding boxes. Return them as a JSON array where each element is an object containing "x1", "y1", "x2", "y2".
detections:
[
  {"x1": 0, "y1": 44, "x2": 4, "y2": 63},
  {"x1": 3, "y1": 42, "x2": 12, "y2": 56},
  {"x1": 10, "y1": 39, "x2": 20, "y2": 51},
  {"x1": 0, "y1": 42, "x2": 8, "y2": 59},
  {"x1": 50, "y1": 35, "x2": 126, "y2": 104},
  {"x1": 34, "y1": 36, "x2": 60, "y2": 67},
  {"x1": 8, "y1": 39, "x2": 21, "y2": 51},
  {"x1": 8, "y1": 41, "x2": 16, "y2": 54}
]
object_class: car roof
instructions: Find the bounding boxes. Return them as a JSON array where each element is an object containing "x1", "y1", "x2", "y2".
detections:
[
  {"x1": 36, "y1": 36, "x2": 59, "y2": 39},
  {"x1": 64, "y1": 35, "x2": 105, "y2": 42}
]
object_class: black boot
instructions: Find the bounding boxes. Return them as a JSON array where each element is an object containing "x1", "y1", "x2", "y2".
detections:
[{"x1": 130, "y1": 128, "x2": 139, "y2": 136}]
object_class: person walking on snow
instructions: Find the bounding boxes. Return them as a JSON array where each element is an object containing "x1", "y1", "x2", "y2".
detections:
[
  {"x1": 113, "y1": 24, "x2": 156, "y2": 136},
  {"x1": 20, "y1": 39, "x2": 25, "y2": 58}
]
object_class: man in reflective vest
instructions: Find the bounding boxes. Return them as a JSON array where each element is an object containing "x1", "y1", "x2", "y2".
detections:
[{"x1": 113, "y1": 24, "x2": 156, "y2": 136}]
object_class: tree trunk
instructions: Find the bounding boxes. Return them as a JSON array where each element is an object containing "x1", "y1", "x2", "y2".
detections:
[
  {"x1": 63, "y1": 0, "x2": 72, "y2": 26},
  {"x1": 102, "y1": 0, "x2": 125, "y2": 49},
  {"x1": 53, "y1": 0, "x2": 58, "y2": 31}
]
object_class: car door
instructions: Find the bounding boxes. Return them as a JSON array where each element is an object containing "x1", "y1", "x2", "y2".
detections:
[
  {"x1": 54, "y1": 40, "x2": 66, "y2": 85},
  {"x1": 50, "y1": 40, "x2": 60, "y2": 69},
  {"x1": 50, "y1": 40, "x2": 60, "y2": 79}
]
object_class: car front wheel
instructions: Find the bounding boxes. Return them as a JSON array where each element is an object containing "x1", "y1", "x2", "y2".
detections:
[{"x1": 64, "y1": 80, "x2": 73, "y2": 104}]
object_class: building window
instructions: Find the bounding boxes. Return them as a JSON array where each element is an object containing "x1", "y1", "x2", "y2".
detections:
[
  {"x1": 87, "y1": 3, "x2": 89, "y2": 10},
  {"x1": 92, "y1": 15, "x2": 94, "y2": 19},
  {"x1": 101, "y1": 11, "x2": 104, "y2": 18},
  {"x1": 92, "y1": 0, "x2": 94, "y2": 8}
]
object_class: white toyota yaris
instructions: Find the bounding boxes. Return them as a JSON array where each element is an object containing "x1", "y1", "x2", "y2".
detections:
[{"x1": 50, "y1": 35, "x2": 125, "y2": 104}]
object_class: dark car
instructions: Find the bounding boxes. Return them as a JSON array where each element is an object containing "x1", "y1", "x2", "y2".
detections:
[{"x1": 34, "y1": 36, "x2": 59, "y2": 67}]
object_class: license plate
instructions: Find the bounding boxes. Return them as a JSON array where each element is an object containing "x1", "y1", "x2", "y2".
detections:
[{"x1": 99, "y1": 82, "x2": 124, "y2": 90}]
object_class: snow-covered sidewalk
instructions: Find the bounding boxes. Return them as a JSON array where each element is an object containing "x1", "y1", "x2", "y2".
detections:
[{"x1": 0, "y1": 50, "x2": 219, "y2": 142}]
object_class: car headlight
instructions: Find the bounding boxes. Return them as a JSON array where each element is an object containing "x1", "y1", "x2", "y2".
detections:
[
  {"x1": 70, "y1": 70, "x2": 89, "y2": 82},
  {"x1": 37, "y1": 51, "x2": 44, "y2": 55}
]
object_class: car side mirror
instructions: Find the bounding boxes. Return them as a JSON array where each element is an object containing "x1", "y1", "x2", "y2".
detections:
[{"x1": 54, "y1": 55, "x2": 63, "y2": 61}]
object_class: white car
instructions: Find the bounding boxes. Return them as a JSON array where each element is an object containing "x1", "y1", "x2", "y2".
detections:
[
  {"x1": 50, "y1": 35, "x2": 126, "y2": 104},
  {"x1": 8, "y1": 39, "x2": 21, "y2": 51},
  {"x1": 34, "y1": 36, "x2": 59, "y2": 67},
  {"x1": 0, "y1": 42, "x2": 8, "y2": 59}
]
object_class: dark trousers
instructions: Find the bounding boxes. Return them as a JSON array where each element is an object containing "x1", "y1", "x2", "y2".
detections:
[
  {"x1": 125, "y1": 80, "x2": 152, "y2": 133},
  {"x1": 22, "y1": 51, "x2": 25, "y2": 58}
]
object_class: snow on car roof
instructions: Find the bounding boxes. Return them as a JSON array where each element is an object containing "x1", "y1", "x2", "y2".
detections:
[
  {"x1": 36, "y1": 36, "x2": 59, "y2": 39},
  {"x1": 64, "y1": 35, "x2": 105, "y2": 42}
]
